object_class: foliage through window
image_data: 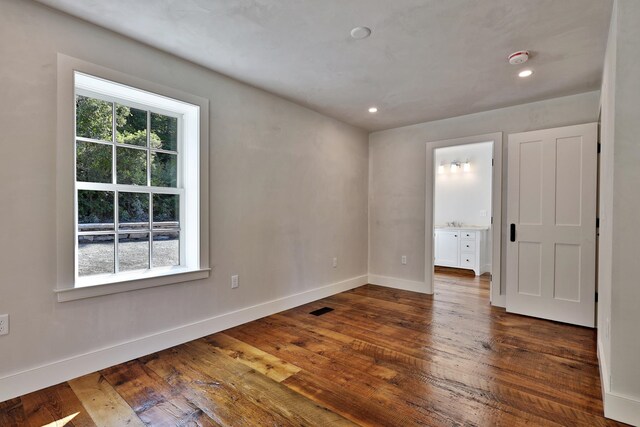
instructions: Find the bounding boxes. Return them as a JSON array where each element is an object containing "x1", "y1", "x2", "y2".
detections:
[{"x1": 75, "y1": 92, "x2": 184, "y2": 278}]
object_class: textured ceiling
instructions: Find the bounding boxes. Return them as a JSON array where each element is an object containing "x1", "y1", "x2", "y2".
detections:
[{"x1": 37, "y1": 0, "x2": 612, "y2": 131}]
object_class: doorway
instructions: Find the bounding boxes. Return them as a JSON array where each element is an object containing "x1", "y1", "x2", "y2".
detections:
[{"x1": 425, "y1": 133, "x2": 503, "y2": 306}]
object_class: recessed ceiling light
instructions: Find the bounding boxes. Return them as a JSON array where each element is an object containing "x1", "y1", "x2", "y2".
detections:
[
  {"x1": 519, "y1": 69, "x2": 534, "y2": 78},
  {"x1": 368, "y1": 107, "x2": 378, "y2": 113},
  {"x1": 351, "y1": 26, "x2": 372, "y2": 40}
]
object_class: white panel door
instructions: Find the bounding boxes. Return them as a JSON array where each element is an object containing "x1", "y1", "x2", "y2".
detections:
[
  {"x1": 435, "y1": 230, "x2": 459, "y2": 267},
  {"x1": 506, "y1": 123, "x2": 597, "y2": 327}
]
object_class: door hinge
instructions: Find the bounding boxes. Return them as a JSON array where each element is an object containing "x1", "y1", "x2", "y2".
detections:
[
  {"x1": 492, "y1": 158, "x2": 494, "y2": 166},
  {"x1": 595, "y1": 292, "x2": 599, "y2": 303},
  {"x1": 596, "y1": 217, "x2": 600, "y2": 228},
  {"x1": 597, "y1": 143, "x2": 601, "y2": 154},
  {"x1": 491, "y1": 216, "x2": 493, "y2": 224}
]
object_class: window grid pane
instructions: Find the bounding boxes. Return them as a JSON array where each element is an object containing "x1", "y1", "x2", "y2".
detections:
[
  {"x1": 152, "y1": 231, "x2": 180, "y2": 268},
  {"x1": 118, "y1": 191, "x2": 150, "y2": 230},
  {"x1": 75, "y1": 93, "x2": 184, "y2": 278},
  {"x1": 118, "y1": 233, "x2": 150, "y2": 272},
  {"x1": 151, "y1": 152, "x2": 178, "y2": 188},
  {"x1": 117, "y1": 146, "x2": 148, "y2": 186},
  {"x1": 76, "y1": 141, "x2": 113, "y2": 183},
  {"x1": 76, "y1": 95, "x2": 113, "y2": 142},
  {"x1": 78, "y1": 234, "x2": 115, "y2": 276},
  {"x1": 150, "y1": 112, "x2": 178, "y2": 151},
  {"x1": 78, "y1": 190, "x2": 115, "y2": 235},
  {"x1": 116, "y1": 104, "x2": 147, "y2": 147}
]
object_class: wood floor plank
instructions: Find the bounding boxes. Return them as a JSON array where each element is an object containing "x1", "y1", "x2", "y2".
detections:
[
  {"x1": 20, "y1": 382, "x2": 96, "y2": 427},
  {"x1": 275, "y1": 297, "x2": 608, "y2": 413},
  {"x1": 282, "y1": 369, "x2": 451, "y2": 426},
  {"x1": 204, "y1": 332, "x2": 301, "y2": 382},
  {"x1": 267, "y1": 311, "x2": 605, "y2": 415},
  {"x1": 101, "y1": 360, "x2": 219, "y2": 426},
  {"x1": 232, "y1": 324, "x2": 471, "y2": 427},
  {"x1": 181, "y1": 340, "x2": 356, "y2": 426},
  {"x1": 142, "y1": 347, "x2": 301, "y2": 426},
  {"x1": 336, "y1": 288, "x2": 597, "y2": 354},
  {"x1": 0, "y1": 398, "x2": 26, "y2": 427},
  {"x1": 226, "y1": 320, "x2": 565, "y2": 426},
  {"x1": 216, "y1": 319, "x2": 399, "y2": 382},
  {"x1": 2, "y1": 271, "x2": 627, "y2": 426},
  {"x1": 67, "y1": 372, "x2": 145, "y2": 427},
  {"x1": 324, "y1": 299, "x2": 602, "y2": 392},
  {"x1": 145, "y1": 340, "x2": 356, "y2": 426},
  {"x1": 283, "y1": 296, "x2": 602, "y2": 400}
]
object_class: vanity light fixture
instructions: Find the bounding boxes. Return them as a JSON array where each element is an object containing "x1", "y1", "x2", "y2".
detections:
[{"x1": 439, "y1": 160, "x2": 471, "y2": 174}]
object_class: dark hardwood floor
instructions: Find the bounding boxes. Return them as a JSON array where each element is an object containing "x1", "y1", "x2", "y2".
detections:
[{"x1": 1, "y1": 270, "x2": 625, "y2": 426}]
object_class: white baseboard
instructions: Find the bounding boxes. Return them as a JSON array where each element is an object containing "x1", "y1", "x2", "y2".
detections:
[
  {"x1": 604, "y1": 391, "x2": 640, "y2": 426},
  {"x1": 368, "y1": 274, "x2": 429, "y2": 294},
  {"x1": 599, "y1": 338, "x2": 611, "y2": 402},
  {"x1": 0, "y1": 274, "x2": 368, "y2": 402},
  {"x1": 598, "y1": 338, "x2": 640, "y2": 426}
]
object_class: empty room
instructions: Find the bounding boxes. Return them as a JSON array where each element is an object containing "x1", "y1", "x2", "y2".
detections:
[{"x1": 1, "y1": 0, "x2": 639, "y2": 425}]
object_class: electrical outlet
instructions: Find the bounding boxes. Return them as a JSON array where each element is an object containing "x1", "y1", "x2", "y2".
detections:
[
  {"x1": 480, "y1": 210, "x2": 487, "y2": 217},
  {"x1": 0, "y1": 314, "x2": 8, "y2": 336},
  {"x1": 332, "y1": 257, "x2": 338, "y2": 268},
  {"x1": 231, "y1": 275, "x2": 239, "y2": 289},
  {"x1": 401, "y1": 255, "x2": 407, "y2": 265}
]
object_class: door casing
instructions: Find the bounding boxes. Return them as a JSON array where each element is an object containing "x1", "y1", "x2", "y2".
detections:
[{"x1": 425, "y1": 132, "x2": 504, "y2": 306}]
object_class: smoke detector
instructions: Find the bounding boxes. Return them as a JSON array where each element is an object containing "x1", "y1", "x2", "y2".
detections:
[{"x1": 508, "y1": 51, "x2": 530, "y2": 65}]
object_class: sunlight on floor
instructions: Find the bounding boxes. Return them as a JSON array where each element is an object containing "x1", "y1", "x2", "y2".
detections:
[{"x1": 42, "y1": 412, "x2": 79, "y2": 427}]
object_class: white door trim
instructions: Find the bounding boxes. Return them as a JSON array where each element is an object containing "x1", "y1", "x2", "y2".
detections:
[{"x1": 425, "y1": 132, "x2": 504, "y2": 306}]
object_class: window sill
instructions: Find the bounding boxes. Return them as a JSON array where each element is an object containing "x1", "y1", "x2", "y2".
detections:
[{"x1": 55, "y1": 268, "x2": 211, "y2": 302}]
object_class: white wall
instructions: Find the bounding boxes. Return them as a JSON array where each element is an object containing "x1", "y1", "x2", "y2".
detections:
[
  {"x1": 369, "y1": 91, "x2": 600, "y2": 291},
  {"x1": 598, "y1": 0, "x2": 640, "y2": 423},
  {"x1": 597, "y1": 0, "x2": 617, "y2": 404},
  {"x1": 0, "y1": 0, "x2": 368, "y2": 398},
  {"x1": 434, "y1": 142, "x2": 493, "y2": 227}
]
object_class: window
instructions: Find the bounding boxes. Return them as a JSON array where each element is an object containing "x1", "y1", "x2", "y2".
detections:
[{"x1": 56, "y1": 56, "x2": 209, "y2": 301}]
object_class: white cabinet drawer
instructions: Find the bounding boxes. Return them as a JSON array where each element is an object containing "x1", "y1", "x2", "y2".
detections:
[
  {"x1": 460, "y1": 231, "x2": 476, "y2": 240},
  {"x1": 460, "y1": 241, "x2": 475, "y2": 252},
  {"x1": 460, "y1": 255, "x2": 476, "y2": 268}
]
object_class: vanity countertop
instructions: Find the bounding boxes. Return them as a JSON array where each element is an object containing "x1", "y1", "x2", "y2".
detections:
[{"x1": 434, "y1": 225, "x2": 490, "y2": 231}]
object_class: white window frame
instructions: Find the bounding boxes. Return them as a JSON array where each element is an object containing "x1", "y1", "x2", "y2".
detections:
[{"x1": 56, "y1": 55, "x2": 210, "y2": 302}]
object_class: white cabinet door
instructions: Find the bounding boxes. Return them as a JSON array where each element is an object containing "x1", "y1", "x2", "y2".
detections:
[
  {"x1": 506, "y1": 123, "x2": 597, "y2": 327},
  {"x1": 435, "y1": 230, "x2": 459, "y2": 267}
]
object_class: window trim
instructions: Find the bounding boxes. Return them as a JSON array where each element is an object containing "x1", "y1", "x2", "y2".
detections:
[{"x1": 56, "y1": 54, "x2": 210, "y2": 302}]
